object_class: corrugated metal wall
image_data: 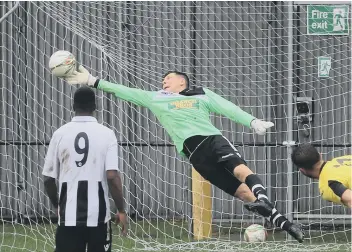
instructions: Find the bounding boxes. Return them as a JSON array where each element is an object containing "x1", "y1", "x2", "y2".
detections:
[
  {"x1": 293, "y1": 4, "x2": 351, "y2": 215},
  {"x1": 0, "y1": 1, "x2": 351, "y2": 227}
]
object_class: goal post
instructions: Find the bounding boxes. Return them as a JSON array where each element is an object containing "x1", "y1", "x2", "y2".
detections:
[
  {"x1": 0, "y1": 1, "x2": 351, "y2": 251},
  {"x1": 192, "y1": 168, "x2": 212, "y2": 240}
]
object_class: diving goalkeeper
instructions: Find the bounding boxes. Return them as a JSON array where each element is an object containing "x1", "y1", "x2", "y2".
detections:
[{"x1": 64, "y1": 67, "x2": 304, "y2": 242}]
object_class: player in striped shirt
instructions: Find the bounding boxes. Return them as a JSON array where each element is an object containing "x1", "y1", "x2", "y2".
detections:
[
  {"x1": 43, "y1": 86, "x2": 127, "y2": 252},
  {"x1": 63, "y1": 67, "x2": 304, "y2": 242}
]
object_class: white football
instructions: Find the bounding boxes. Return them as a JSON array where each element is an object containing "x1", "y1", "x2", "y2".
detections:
[
  {"x1": 49, "y1": 50, "x2": 76, "y2": 77},
  {"x1": 244, "y1": 224, "x2": 267, "y2": 242}
]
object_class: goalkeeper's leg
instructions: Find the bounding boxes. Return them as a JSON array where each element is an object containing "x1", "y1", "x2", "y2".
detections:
[
  {"x1": 200, "y1": 135, "x2": 304, "y2": 242},
  {"x1": 183, "y1": 135, "x2": 304, "y2": 242},
  {"x1": 195, "y1": 162, "x2": 304, "y2": 243},
  {"x1": 195, "y1": 160, "x2": 304, "y2": 242},
  {"x1": 232, "y1": 164, "x2": 304, "y2": 243}
]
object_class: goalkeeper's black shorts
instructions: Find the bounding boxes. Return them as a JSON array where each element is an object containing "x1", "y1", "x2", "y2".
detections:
[
  {"x1": 55, "y1": 221, "x2": 112, "y2": 252},
  {"x1": 183, "y1": 135, "x2": 246, "y2": 196}
]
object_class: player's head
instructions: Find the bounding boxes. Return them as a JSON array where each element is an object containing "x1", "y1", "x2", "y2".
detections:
[
  {"x1": 162, "y1": 71, "x2": 189, "y2": 93},
  {"x1": 291, "y1": 143, "x2": 322, "y2": 179},
  {"x1": 73, "y1": 86, "x2": 96, "y2": 115}
]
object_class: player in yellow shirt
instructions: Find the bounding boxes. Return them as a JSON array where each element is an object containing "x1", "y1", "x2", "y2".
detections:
[{"x1": 291, "y1": 143, "x2": 352, "y2": 208}]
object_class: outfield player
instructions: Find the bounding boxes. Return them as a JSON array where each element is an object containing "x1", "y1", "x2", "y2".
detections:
[
  {"x1": 63, "y1": 67, "x2": 304, "y2": 242},
  {"x1": 292, "y1": 143, "x2": 352, "y2": 208},
  {"x1": 43, "y1": 86, "x2": 127, "y2": 252}
]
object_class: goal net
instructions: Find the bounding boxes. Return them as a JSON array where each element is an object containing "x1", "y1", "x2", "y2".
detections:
[{"x1": 0, "y1": 1, "x2": 351, "y2": 251}]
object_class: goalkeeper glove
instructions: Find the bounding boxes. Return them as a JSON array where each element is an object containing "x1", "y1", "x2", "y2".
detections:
[
  {"x1": 64, "y1": 65, "x2": 97, "y2": 87},
  {"x1": 251, "y1": 119, "x2": 274, "y2": 135}
]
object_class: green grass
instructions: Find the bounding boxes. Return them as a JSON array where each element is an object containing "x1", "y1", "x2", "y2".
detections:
[{"x1": 0, "y1": 220, "x2": 351, "y2": 252}]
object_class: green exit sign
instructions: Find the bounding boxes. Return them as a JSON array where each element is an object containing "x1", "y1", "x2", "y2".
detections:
[{"x1": 307, "y1": 5, "x2": 349, "y2": 35}]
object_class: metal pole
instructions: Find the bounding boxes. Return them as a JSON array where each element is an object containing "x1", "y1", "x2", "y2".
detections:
[
  {"x1": 286, "y1": 2, "x2": 294, "y2": 223},
  {"x1": 294, "y1": 214, "x2": 352, "y2": 219},
  {"x1": 0, "y1": 1, "x2": 19, "y2": 24},
  {"x1": 266, "y1": 5, "x2": 274, "y2": 203},
  {"x1": 212, "y1": 217, "x2": 349, "y2": 225}
]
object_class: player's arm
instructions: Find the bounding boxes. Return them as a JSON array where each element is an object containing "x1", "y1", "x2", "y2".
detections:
[
  {"x1": 95, "y1": 80, "x2": 153, "y2": 107},
  {"x1": 107, "y1": 170, "x2": 125, "y2": 213},
  {"x1": 341, "y1": 190, "x2": 352, "y2": 208},
  {"x1": 105, "y1": 131, "x2": 128, "y2": 235},
  {"x1": 105, "y1": 133, "x2": 125, "y2": 212},
  {"x1": 204, "y1": 88, "x2": 274, "y2": 135},
  {"x1": 64, "y1": 66, "x2": 153, "y2": 107},
  {"x1": 42, "y1": 133, "x2": 60, "y2": 209},
  {"x1": 328, "y1": 180, "x2": 352, "y2": 208},
  {"x1": 43, "y1": 177, "x2": 59, "y2": 209}
]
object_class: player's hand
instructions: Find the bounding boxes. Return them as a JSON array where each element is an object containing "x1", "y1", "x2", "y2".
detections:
[
  {"x1": 251, "y1": 119, "x2": 274, "y2": 135},
  {"x1": 64, "y1": 65, "x2": 97, "y2": 86},
  {"x1": 115, "y1": 211, "x2": 128, "y2": 236}
]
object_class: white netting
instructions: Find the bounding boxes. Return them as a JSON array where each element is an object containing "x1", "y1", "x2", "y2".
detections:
[{"x1": 0, "y1": 1, "x2": 351, "y2": 251}]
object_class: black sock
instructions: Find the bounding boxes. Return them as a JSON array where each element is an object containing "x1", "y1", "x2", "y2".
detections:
[
  {"x1": 269, "y1": 208, "x2": 292, "y2": 230},
  {"x1": 245, "y1": 174, "x2": 291, "y2": 230},
  {"x1": 245, "y1": 174, "x2": 269, "y2": 201}
]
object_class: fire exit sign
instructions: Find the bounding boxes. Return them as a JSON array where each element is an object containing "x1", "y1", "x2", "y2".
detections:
[{"x1": 307, "y1": 5, "x2": 349, "y2": 35}]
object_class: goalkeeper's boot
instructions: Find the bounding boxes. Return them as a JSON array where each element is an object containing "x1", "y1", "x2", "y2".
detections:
[
  {"x1": 244, "y1": 198, "x2": 274, "y2": 218},
  {"x1": 286, "y1": 223, "x2": 304, "y2": 243}
]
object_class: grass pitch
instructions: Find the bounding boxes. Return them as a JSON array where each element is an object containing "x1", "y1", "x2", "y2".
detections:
[{"x1": 1, "y1": 220, "x2": 351, "y2": 252}]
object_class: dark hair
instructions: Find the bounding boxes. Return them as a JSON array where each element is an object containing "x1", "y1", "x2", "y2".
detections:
[
  {"x1": 163, "y1": 71, "x2": 189, "y2": 87},
  {"x1": 73, "y1": 86, "x2": 96, "y2": 112},
  {"x1": 291, "y1": 143, "x2": 320, "y2": 170}
]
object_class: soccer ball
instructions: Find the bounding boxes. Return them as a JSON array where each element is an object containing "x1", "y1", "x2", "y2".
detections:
[
  {"x1": 49, "y1": 50, "x2": 76, "y2": 77},
  {"x1": 244, "y1": 224, "x2": 267, "y2": 242}
]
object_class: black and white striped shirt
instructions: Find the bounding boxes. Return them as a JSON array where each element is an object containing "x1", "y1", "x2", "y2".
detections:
[{"x1": 42, "y1": 116, "x2": 119, "y2": 226}]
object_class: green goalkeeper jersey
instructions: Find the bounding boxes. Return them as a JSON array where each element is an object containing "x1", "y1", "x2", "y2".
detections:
[{"x1": 97, "y1": 80, "x2": 255, "y2": 155}]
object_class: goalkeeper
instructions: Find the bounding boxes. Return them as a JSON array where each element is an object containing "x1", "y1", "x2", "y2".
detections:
[{"x1": 64, "y1": 67, "x2": 304, "y2": 242}]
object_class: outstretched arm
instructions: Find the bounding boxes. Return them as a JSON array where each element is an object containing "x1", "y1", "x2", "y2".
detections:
[
  {"x1": 204, "y1": 88, "x2": 255, "y2": 127},
  {"x1": 204, "y1": 88, "x2": 274, "y2": 135},
  {"x1": 64, "y1": 65, "x2": 154, "y2": 107},
  {"x1": 341, "y1": 189, "x2": 352, "y2": 208},
  {"x1": 96, "y1": 80, "x2": 153, "y2": 107},
  {"x1": 328, "y1": 180, "x2": 352, "y2": 208}
]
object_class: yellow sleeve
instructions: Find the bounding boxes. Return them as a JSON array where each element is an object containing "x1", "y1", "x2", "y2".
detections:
[
  {"x1": 319, "y1": 156, "x2": 352, "y2": 204},
  {"x1": 331, "y1": 156, "x2": 352, "y2": 188},
  {"x1": 320, "y1": 184, "x2": 342, "y2": 203}
]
